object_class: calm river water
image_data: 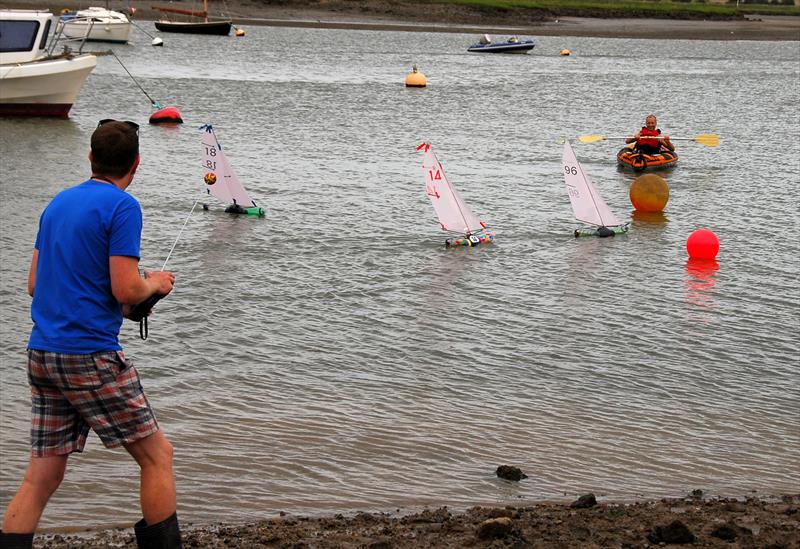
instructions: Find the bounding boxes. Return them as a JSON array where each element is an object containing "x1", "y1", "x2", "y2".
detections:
[{"x1": 0, "y1": 24, "x2": 798, "y2": 530}]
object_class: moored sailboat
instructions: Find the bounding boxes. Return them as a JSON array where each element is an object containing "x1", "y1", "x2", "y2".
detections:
[
  {"x1": 201, "y1": 124, "x2": 264, "y2": 216},
  {"x1": 152, "y1": 0, "x2": 231, "y2": 35},
  {"x1": 417, "y1": 142, "x2": 494, "y2": 248},
  {"x1": 562, "y1": 140, "x2": 629, "y2": 237}
]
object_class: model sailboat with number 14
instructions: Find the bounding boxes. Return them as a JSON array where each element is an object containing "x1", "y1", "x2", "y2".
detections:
[{"x1": 417, "y1": 142, "x2": 494, "y2": 248}]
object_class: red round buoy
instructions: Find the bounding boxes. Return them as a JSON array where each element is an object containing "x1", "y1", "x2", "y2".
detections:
[
  {"x1": 149, "y1": 106, "x2": 183, "y2": 124},
  {"x1": 686, "y1": 228, "x2": 720, "y2": 260}
]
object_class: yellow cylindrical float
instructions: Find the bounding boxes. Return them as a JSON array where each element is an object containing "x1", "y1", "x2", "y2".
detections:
[
  {"x1": 630, "y1": 174, "x2": 669, "y2": 212},
  {"x1": 560, "y1": 49, "x2": 570, "y2": 56},
  {"x1": 405, "y1": 65, "x2": 427, "y2": 88}
]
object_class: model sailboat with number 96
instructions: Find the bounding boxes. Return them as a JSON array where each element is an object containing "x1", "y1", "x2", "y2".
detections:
[
  {"x1": 417, "y1": 142, "x2": 494, "y2": 248},
  {"x1": 562, "y1": 140, "x2": 628, "y2": 237}
]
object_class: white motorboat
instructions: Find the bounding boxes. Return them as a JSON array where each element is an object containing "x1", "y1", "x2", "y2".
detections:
[
  {"x1": 59, "y1": 6, "x2": 132, "y2": 44},
  {"x1": 0, "y1": 10, "x2": 97, "y2": 117}
]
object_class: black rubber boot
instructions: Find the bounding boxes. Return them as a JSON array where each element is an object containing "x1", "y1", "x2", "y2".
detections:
[
  {"x1": 0, "y1": 531, "x2": 34, "y2": 549},
  {"x1": 134, "y1": 512, "x2": 182, "y2": 549}
]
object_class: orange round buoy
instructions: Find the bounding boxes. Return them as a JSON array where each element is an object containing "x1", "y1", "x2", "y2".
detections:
[
  {"x1": 405, "y1": 65, "x2": 427, "y2": 88},
  {"x1": 560, "y1": 49, "x2": 570, "y2": 56},
  {"x1": 686, "y1": 229, "x2": 720, "y2": 260},
  {"x1": 629, "y1": 174, "x2": 669, "y2": 212},
  {"x1": 235, "y1": 27, "x2": 245, "y2": 36}
]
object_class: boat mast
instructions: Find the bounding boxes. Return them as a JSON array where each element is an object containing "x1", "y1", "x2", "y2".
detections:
[{"x1": 204, "y1": 0, "x2": 208, "y2": 22}]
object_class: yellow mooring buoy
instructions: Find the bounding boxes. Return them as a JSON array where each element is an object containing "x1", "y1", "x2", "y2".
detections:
[
  {"x1": 405, "y1": 65, "x2": 427, "y2": 88},
  {"x1": 560, "y1": 49, "x2": 570, "y2": 56},
  {"x1": 235, "y1": 27, "x2": 245, "y2": 37}
]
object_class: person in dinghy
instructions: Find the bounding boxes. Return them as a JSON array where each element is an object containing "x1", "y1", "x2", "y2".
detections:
[
  {"x1": 626, "y1": 114, "x2": 674, "y2": 154},
  {"x1": 416, "y1": 142, "x2": 494, "y2": 248}
]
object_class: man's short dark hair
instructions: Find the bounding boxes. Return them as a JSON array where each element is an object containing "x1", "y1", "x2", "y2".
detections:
[{"x1": 91, "y1": 121, "x2": 139, "y2": 178}]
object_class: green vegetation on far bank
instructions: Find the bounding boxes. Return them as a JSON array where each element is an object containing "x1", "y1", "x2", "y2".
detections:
[{"x1": 430, "y1": 0, "x2": 800, "y2": 19}]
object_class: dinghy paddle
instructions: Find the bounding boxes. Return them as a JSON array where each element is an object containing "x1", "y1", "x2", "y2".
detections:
[{"x1": 579, "y1": 133, "x2": 719, "y2": 147}]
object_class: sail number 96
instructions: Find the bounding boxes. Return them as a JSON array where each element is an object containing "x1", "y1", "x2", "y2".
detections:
[{"x1": 565, "y1": 165, "x2": 578, "y2": 175}]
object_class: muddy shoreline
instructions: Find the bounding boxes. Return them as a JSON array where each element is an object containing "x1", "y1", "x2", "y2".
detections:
[
  {"x1": 2, "y1": 0, "x2": 799, "y2": 40},
  {"x1": 32, "y1": 493, "x2": 800, "y2": 548}
]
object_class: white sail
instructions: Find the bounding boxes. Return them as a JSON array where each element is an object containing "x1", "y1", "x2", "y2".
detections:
[
  {"x1": 201, "y1": 125, "x2": 257, "y2": 207},
  {"x1": 419, "y1": 143, "x2": 485, "y2": 235},
  {"x1": 562, "y1": 140, "x2": 621, "y2": 227}
]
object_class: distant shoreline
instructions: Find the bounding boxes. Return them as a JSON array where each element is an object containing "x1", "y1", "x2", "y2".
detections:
[{"x1": 2, "y1": 0, "x2": 799, "y2": 40}]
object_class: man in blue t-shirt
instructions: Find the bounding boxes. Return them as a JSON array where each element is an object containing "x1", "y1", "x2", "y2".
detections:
[{"x1": 1, "y1": 121, "x2": 181, "y2": 549}]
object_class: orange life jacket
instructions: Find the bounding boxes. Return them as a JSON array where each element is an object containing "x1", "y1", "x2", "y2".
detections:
[{"x1": 637, "y1": 127, "x2": 661, "y2": 148}]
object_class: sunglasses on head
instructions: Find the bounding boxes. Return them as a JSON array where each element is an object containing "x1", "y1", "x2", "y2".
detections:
[{"x1": 97, "y1": 119, "x2": 139, "y2": 135}]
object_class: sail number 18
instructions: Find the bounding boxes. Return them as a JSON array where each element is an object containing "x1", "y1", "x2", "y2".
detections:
[{"x1": 204, "y1": 146, "x2": 217, "y2": 170}]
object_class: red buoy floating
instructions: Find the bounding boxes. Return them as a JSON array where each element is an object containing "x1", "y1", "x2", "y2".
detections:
[
  {"x1": 686, "y1": 228, "x2": 720, "y2": 260},
  {"x1": 149, "y1": 106, "x2": 183, "y2": 125}
]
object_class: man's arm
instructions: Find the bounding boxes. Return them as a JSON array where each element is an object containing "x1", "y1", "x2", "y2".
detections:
[
  {"x1": 27, "y1": 249, "x2": 38, "y2": 297},
  {"x1": 625, "y1": 131, "x2": 641, "y2": 144},
  {"x1": 109, "y1": 255, "x2": 174, "y2": 306}
]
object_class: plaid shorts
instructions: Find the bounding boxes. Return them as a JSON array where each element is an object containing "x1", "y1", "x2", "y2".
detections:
[{"x1": 27, "y1": 349, "x2": 159, "y2": 457}]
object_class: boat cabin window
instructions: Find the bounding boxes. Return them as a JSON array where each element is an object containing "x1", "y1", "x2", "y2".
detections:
[
  {"x1": 0, "y1": 20, "x2": 40, "y2": 53},
  {"x1": 38, "y1": 19, "x2": 52, "y2": 50}
]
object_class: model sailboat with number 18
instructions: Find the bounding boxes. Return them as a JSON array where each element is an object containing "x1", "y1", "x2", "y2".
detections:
[{"x1": 200, "y1": 124, "x2": 264, "y2": 216}]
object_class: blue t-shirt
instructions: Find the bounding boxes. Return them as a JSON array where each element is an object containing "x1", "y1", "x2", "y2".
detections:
[{"x1": 29, "y1": 180, "x2": 142, "y2": 354}]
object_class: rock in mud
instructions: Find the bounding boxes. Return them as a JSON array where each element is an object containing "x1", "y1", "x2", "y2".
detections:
[{"x1": 495, "y1": 465, "x2": 527, "y2": 481}]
